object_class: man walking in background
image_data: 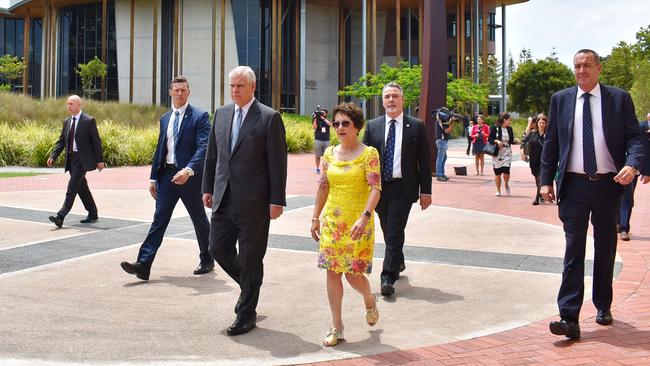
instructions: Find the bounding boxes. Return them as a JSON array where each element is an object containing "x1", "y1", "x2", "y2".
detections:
[
  {"x1": 47, "y1": 95, "x2": 104, "y2": 228},
  {"x1": 121, "y1": 76, "x2": 213, "y2": 281},
  {"x1": 363, "y1": 82, "x2": 432, "y2": 297}
]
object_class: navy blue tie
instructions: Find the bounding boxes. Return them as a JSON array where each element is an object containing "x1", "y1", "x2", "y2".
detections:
[
  {"x1": 582, "y1": 92, "x2": 597, "y2": 176},
  {"x1": 171, "y1": 111, "x2": 180, "y2": 165},
  {"x1": 382, "y1": 120, "x2": 396, "y2": 182}
]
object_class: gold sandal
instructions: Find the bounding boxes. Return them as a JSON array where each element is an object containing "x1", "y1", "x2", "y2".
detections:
[
  {"x1": 365, "y1": 294, "x2": 379, "y2": 326},
  {"x1": 323, "y1": 328, "x2": 344, "y2": 347}
]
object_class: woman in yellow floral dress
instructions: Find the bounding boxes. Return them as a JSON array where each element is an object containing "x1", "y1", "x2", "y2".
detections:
[{"x1": 310, "y1": 102, "x2": 381, "y2": 347}]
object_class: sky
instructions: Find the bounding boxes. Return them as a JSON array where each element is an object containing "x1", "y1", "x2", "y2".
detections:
[{"x1": 495, "y1": 0, "x2": 650, "y2": 68}]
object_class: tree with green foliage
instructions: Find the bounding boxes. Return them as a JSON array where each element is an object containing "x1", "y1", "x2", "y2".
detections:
[
  {"x1": 507, "y1": 56, "x2": 574, "y2": 114},
  {"x1": 632, "y1": 25, "x2": 650, "y2": 60},
  {"x1": 518, "y1": 47, "x2": 533, "y2": 64},
  {"x1": 485, "y1": 55, "x2": 501, "y2": 94},
  {"x1": 446, "y1": 73, "x2": 489, "y2": 112},
  {"x1": 0, "y1": 54, "x2": 26, "y2": 92},
  {"x1": 601, "y1": 41, "x2": 635, "y2": 91},
  {"x1": 631, "y1": 60, "x2": 650, "y2": 119},
  {"x1": 76, "y1": 56, "x2": 107, "y2": 98},
  {"x1": 338, "y1": 61, "x2": 422, "y2": 107}
]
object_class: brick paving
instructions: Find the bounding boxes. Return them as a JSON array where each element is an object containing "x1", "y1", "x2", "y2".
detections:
[{"x1": 2, "y1": 145, "x2": 649, "y2": 365}]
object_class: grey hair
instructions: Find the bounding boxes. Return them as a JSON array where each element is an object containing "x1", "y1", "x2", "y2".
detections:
[
  {"x1": 68, "y1": 95, "x2": 82, "y2": 102},
  {"x1": 229, "y1": 66, "x2": 256, "y2": 84},
  {"x1": 382, "y1": 82, "x2": 403, "y2": 96}
]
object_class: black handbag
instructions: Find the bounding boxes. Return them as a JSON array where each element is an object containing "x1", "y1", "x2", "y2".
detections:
[{"x1": 483, "y1": 142, "x2": 499, "y2": 156}]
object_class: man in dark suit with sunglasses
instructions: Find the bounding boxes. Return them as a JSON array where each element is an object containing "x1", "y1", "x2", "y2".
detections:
[{"x1": 362, "y1": 82, "x2": 432, "y2": 296}]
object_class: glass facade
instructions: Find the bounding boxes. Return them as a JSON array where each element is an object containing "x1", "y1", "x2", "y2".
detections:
[
  {"x1": 57, "y1": 2, "x2": 118, "y2": 100},
  {"x1": 0, "y1": 17, "x2": 42, "y2": 96},
  {"x1": 280, "y1": 0, "x2": 297, "y2": 113},
  {"x1": 232, "y1": 0, "x2": 272, "y2": 106},
  {"x1": 160, "y1": 0, "x2": 175, "y2": 107}
]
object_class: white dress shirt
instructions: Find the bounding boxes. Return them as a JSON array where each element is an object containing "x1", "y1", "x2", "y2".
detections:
[
  {"x1": 166, "y1": 101, "x2": 189, "y2": 165},
  {"x1": 567, "y1": 84, "x2": 616, "y2": 174},
  {"x1": 384, "y1": 113, "x2": 404, "y2": 179}
]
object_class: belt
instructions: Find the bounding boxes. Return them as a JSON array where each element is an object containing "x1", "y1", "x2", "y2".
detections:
[
  {"x1": 566, "y1": 172, "x2": 615, "y2": 181},
  {"x1": 382, "y1": 178, "x2": 403, "y2": 184},
  {"x1": 165, "y1": 163, "x2": 178, "y2": 171}
]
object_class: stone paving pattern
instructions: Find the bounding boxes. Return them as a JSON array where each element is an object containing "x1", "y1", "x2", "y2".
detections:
[{"x1": 1, "y1": 141, "x2": 648, "y2": 365}]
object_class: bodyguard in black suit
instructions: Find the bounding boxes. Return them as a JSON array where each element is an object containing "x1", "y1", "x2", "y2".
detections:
[
  {"x1": 541, "y1": 49, "x2": 644, "y2": 340},
  {"x1": 362, "y1": 82, "x2": 432, "y2": 296},
  {"x1": 47, "y1": 95, "x2": 104, "y2": 228},
  {"x1": 120, "y1": 76, "x2": 213, "y2": 281},
  {"x1": 202, "y1": 66, "x2": 287, "y2": 335}
]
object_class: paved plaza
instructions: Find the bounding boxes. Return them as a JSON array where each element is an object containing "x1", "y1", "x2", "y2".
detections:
[{"x1": 1, "y1": 140, "x2": 649, "y2": 365}]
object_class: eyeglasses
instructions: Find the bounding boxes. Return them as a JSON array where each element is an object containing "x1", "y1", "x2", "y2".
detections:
[{"x1": 332, "y1": 120, "x2": 352, "y2": 129}]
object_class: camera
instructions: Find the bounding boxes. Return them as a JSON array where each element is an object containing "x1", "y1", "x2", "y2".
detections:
[
  {"x1": 312, "y1": 105, "x2": 327, "y2": 121},
  {"x1": 433, "y1": 107, "x2": 463, "y2": 128}
]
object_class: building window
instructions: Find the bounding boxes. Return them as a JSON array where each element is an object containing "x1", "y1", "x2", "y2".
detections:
[
  {"x1": 232, "y1": 0, "x2": 272, "y2": 107},
  {"x1": 446, "y1": 14, "x2": 456, "y2": 38},
  {"x1": 488, "y1": 12, "x2": 496, "y2": 41},
  {"x1": 57, "y1": 2, "x2": 119, "y2": 100},
  {"x1": 448, "y1": 56, "x2": 457, "y2": 76},
  {"x1": 0, "y1": 18, "x2": 42, "y2": 97},
  {"x1": 465, "y1": 15, "x2": 471, "y2": 39}
]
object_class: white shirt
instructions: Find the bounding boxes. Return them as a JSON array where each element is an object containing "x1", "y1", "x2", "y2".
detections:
[
  {"x1": 567, "y1": 84, "x2": 616, "y2": 174},
  {"x1": 166, "y1": 102, "x2": 189, "y2": 165},
  {"x1": 384, "y1": 113, "x2": 404, "y2": 179},
  {"x1": 70, "y1": 111, "x2": 82, "y2": 152}
]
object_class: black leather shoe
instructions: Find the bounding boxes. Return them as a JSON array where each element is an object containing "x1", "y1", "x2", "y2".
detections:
[
  {"x1": 193, "y1": 263, "x2": 215, "y2": 275},
  {"x1": 549, "y1": 319, "x2": 581, "y2": 339},
  {"x1": 399, "y1": 262, "x2": 406, "y2": 272},
  {"x1": 380, "y1": 281, "x2": 395, "y2": 296},
  {"x1": 596, "y1": 309, "x2": 613, "y2": 325},
  {"x1": 48, "y1": 215, "x2": 64, "y2": 228},
  {"x1": 226, "y1": 317, "x2": 256, "y2": 336},
  {"x1": 120, "y1": 261, "x2": 150, "y2": 281},
  {"x1": 80, "y1": 214, "x2": 98, "y2": 224}
]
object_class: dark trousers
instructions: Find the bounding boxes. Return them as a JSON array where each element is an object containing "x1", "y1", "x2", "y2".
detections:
[
  {"x1": 57, "y1": 153, "x2": 97, "y2": 218},
  {"x1": 137, "y1": 167, "x2": 212, "y2": 266},
  {"x1": 618, "y1": 176, "x2": 638, "y2": 232},
  {"x1": 557, "y1": 175, "x2": 622, "y2": 321},
  {"x1": 209, "y1": 189, "x2": 270, "y2": 321},
  {"x1": 376, "y1": 180, "x2": 413, "y2": 283}
]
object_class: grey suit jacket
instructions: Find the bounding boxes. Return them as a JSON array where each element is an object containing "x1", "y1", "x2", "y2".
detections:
[
  {"x1": 362, "y1": 114, "x2": 432, "y2": 203},
  {"x1": 51, "y1": 112, "x2": 104, "y2": 172},
  {"x1": 202, "y1": 99, "x2": 287, "y2": 215}
]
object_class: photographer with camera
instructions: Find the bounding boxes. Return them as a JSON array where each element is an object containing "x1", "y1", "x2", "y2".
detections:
[
  {"x1": 312, "y1": 106, "x2": 331, "y2": 174},
  {"x1": 434, "y1": 108, "x2": 458, "y2": 182}
]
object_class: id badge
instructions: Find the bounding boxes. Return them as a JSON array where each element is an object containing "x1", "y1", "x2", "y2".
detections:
[{"x1": 321, "y1": 127, "x2": 326, "y2": 133}]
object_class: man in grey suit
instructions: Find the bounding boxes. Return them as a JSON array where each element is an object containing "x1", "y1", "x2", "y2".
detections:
[
  {"x1": 47, "y1": 95, "x2": 105, "y2": 228},
  {"x1": 362, "y1": 82, "x2": 432, "y2": 297},
  {"x1": 202, "y1": 66, "x2": 287, "y2": 336}
]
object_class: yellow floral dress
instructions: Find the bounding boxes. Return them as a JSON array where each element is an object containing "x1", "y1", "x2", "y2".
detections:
[{"x1": 318, "y1": 145, "x2": 381, "y2": 274}]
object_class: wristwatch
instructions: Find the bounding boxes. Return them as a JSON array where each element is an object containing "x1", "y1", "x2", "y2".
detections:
[{"x1": 362, "y1": 210, "x2": 372, "y2": 218}]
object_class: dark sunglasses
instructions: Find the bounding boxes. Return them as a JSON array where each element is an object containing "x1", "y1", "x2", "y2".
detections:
[{"x1": 332, "y1": 120, "x2": 352, "y2": 128}]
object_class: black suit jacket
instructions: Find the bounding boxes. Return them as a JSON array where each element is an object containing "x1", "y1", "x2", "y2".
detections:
[
  {"x1": 202, "y1": 99, "x2": 287, "y2": 215},
  {"x1": 362, "y1": 114, "x2": 432, "y2": 203},
  {"x1": 150, "y1": 104, "x2": 210, "y2": 181},
  {"x1": 541, "y1": 84, "x2": 644, "y2": 199},
  {"x1": 51, "y1": 112, "x2": 104, "y2": 172}
]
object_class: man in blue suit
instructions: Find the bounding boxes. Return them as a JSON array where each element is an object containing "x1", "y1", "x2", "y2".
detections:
[
  {"x1": 541, "y1": 49, "x2": 644, "y2": 340},
  {"x1": 121, "y1": 76, "x2": 213, "y2": 281}
]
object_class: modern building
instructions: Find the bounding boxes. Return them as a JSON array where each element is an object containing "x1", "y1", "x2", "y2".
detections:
[{"x1": 0, "y1": 0, "x2": 527, "y2": 116}]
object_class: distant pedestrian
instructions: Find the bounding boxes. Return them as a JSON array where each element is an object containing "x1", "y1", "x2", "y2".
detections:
[
  {"x1": 47, "y1": 95, "x2": 104, "y2": 228},
  {"x1": 312, "y1": 107, "x2": 331, "y2": 174},
  {"x1": 522, "y1": 114, "x2": 547, "y2": 205},
  {"x1": 489, "y1": 113, "x2": 519, "y2": 196},
  {"x1": 470, "y1": 115, "x2": 489, "y2": 175}
]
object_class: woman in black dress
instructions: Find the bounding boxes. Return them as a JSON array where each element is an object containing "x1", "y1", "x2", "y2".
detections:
[{"x1": 521, "y1": 114, "x2": 547, "y2": 205}]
